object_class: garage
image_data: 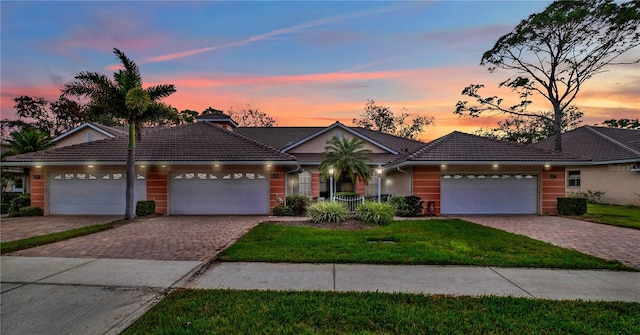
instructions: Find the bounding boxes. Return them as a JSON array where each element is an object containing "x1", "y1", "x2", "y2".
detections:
[
  {"x1": 169, "y1": 171, "x2": 269, "y2": 215},
  {"x1": 441, "y1": 174, "x2": 538, "y2": 214},
  {"x1": 49, "y1": 172, "x2": 147, "y2": 215}
]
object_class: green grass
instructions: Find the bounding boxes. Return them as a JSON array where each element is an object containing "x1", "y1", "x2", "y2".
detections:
[
  {"x1": 123, "y1": 289, "x2": 640, "y2": 335},
  {"x1": 583, "y1": 203, "x2": 640, "y2": 229},
  {"x1": 219, "y1": 220, "x2": 628, "y2": 270},
  {"x1": 0, "y1": 223, "x2": 116, "y2": 254}
]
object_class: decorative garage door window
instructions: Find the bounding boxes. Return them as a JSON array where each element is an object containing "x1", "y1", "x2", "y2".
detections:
[
  {"x1": 172, "y1": 172, "x2": 267, "y2": 180},
  {"x1": 52, "y1": 173, "x2": 145, "y2": 180}
]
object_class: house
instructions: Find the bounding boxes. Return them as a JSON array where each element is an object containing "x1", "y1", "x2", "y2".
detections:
[
  {"x1": 51, "y1": 122, "x2": 127, "y2": 148},
  {"x1": 533, "y1": 126, "x2": 640, "y2": 205},
  {"x1": 2, "y1": 112, "x2": 589, "y2": 215}
]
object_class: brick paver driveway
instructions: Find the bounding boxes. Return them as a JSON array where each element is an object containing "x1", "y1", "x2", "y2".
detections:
[
  {"x1": 457, "y1": 216, "x2": 640, "y2": 269},
  {"x1": 9, "y1": 216, "x2": 264, "y2": 261},
  {"x1": 1, "y1": 216, "x2": 120, "y2": 242}
]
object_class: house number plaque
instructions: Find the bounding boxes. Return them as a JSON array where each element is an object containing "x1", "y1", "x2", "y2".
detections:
[{"x1": 272, "y1": 174, "x2": 279, "y2": 179}]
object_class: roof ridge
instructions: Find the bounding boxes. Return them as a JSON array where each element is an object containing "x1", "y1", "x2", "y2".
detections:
[
  {"x1": 202, "y1": 122, "x2": 297, "y2": 160},
  {"x1": 586, "y1": 126, "x2": 640, "y2": 157},
  {"x1": 405, "y1": 132, "x2": 457, "y2": 161}
]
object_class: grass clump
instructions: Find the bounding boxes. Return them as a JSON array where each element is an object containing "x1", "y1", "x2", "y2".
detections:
[
  {"x1": 355, "y1": 201, "x2": 395, "y2": 225},
  {"x1": 220, "y1": 220, "x2": 628, "y2": 270},
  {"x1": 1, "y1": 223, "x2": 116, "y2": 254},
  {"x1": 307, "y1": 201, "x2": 348, "y2": 223},
  {"x1": 123, "y1": 290, "x2": 640, "y2": 335}
]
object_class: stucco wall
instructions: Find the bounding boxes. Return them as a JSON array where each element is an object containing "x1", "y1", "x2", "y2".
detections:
[
  {"x1": 287, "y1": 129, "x2": 388, "y2": 154},
  {"x1": 566, "y1": 165, "x2": 640, "y2": 205},
  {"x1": 54, "y1": 128, "x2": 111, "y2": 148},
  {"x1": 386, "y1": 168, "x2": 412, "y2": 196}
]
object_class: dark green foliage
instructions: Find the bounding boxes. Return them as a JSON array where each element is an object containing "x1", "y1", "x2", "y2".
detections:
[
  {"x1": 124, "y1": 290, "x2": 640, "y2": 335},
  {"x1": 334, "y1": 191, "x2": 359, "y2": 198},
  {"x1": 1, "y1": 203, "x2": 9, "y2": 214},
  {"x1": 135, "y1": 200, "x2": 155, "y2": 217},
  {"x1": 272, "y1": 205, "x2": 293, "y2": 216},
  {"x1": 1, "y1": 192, "x2": 20, "y2": 204},
  {"x1": 8, "y1": 193, "x2": 30, "y2": 217},
  {"x1": 307, "y1": 201, "x2": 348, "y2": 223},
  {"x1": 285, "y1": 194, "x2": 311, "y2": 216},
  {"x1": 569, "y1": 190, "x2": 605, "y2": 203},
  {"x1": 389, "y1": 195, "x2": 424, "y2": 217},
  {"x1": 355, "y1": 202, "x2": 395, "y2": 225},
  {"x1": 18, "y1": 206, "x2": 43, "y2": 217},
  {"x1": 558, "y1": 197, "x2": 587, "y2": 215}
]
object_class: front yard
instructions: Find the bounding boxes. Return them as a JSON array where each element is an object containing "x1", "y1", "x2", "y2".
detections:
[
  {"x1": 219, "y1": 219, "x2": 628, "y2": 270},
  {"x1": 583, "y1": 203, "x2": 640, "y2": 229}
]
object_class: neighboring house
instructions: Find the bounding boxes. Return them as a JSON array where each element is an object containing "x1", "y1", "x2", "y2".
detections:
[
  {"x1": 51, "y1": 122, "x2": 127, "y2": 148},
  {"x1": 533, "y1": 126, "x2": 640, "y2": 205},
  {"x1": 2, "y1": 112, "x2": 588, "y2": 216}
]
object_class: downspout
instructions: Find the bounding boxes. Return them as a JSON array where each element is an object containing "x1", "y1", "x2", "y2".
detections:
[{"x1": 396, "y1": 166, "x2": 411, "y2": 195}]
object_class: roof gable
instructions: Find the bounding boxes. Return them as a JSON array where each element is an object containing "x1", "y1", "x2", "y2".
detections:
[{"x1": 51, "y1": 123, "x2": 119, "y2": 143}]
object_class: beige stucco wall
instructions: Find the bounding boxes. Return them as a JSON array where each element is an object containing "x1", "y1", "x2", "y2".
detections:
[
  {"x1": 54, "y1": 128, "x2": 111, "y2": 148},
  {"x1": 287, "y1": 129, "x2": 388, "y2": 154},
  {"x1": 566, "y1": 164, "x2": 640, "y2": 205},
  {"x1": 386, "y1": 168, "x2": 413, "y2": 196}
]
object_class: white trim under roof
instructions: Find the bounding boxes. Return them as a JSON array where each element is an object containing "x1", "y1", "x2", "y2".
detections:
[
  {"x1": 51, "y1": 123, "x2": 117, "y2": 143},
  {"x1": 281, "y1": 121, "x2": 399, "y2": 155}
]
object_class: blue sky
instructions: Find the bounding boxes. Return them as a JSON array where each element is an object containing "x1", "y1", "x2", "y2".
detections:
[{"x1": 2, "y1": 1, "x2": 637, "y2": 140}]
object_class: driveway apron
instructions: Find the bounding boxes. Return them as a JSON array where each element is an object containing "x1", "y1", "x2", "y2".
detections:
[
  {"x1": 456, "y1": 215, "x2": 640, "y2": 269},
  {"x1": 1, "y1": 215, "x2": 120, "y2": 242}
]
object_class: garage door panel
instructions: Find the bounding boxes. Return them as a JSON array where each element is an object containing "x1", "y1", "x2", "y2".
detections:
[
  {"x1": 441, "y1": 175, "x2": 537, "y2": 215},
  {"x1": 170, "y1": 172, "x2": 269, "y2": 215}
]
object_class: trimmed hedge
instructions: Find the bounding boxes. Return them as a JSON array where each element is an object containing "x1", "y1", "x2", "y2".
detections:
[
  {"x1": 285, "y1": 194, "x2": 312, "y2": 216},
  {"x1": 8, "y1": 194, "x2": 31, "y2": 217},
  {"x1": 557, "y1": 198, "x2": 587, "y2": 215},
  {"x1": 18, "y1": 206, "x2": 43, "y2": 217},
  {"x1": 273, "y1": 205, "x2": 293, "y2": 216},
  {"x1": 136, "y1": 200, "x2": 156, "y2": 217},
  {"x1": 389, "y1": 195, "x2": 424, "y2": 217}
]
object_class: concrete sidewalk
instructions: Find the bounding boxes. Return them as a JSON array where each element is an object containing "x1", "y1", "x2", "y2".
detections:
[
  {"x1": 1, "y1": 256, "x2": 202, "y2": 335},
  {"x1": 186, "y1": 262, "x2": 640, "y2": 303}
]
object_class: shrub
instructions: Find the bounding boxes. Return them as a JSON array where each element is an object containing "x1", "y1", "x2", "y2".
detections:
[
  {"x1": 1, "y1": 203, "x2": 9, "y2": 214},
  {"x1": 388, "y1": 195, "x2": 424, "y2": 217},
  {"x1": 1, "y1": 192, "x2": 20, "y2": 204},
  {"x1": 355, "y1": 202, "x2": 395, "y2": 225},
  {"x1": 136, "y1": 200, "x2": 156, "y2": 217},
  {"x1": 307, "y1": 201, "x2": 348, "y2": 223},
  {"x1": 18, "y1": 206, "x2": 43, "y2": 217},
  {"x1": 285, "y1": 194, "x2": 312, "y2": 216},
  {"x1": 557, "y1": 198, "x2": 587, "y2": 215},
  {"x1": 568, "y1": 190, "x2": 605, "y2": 204},
  {"x1": 8, "y1": 193, "x2": 31, "y2": 217},
  {"x1": 272, "y1": 205, "x2": 293, "y2": 216}
]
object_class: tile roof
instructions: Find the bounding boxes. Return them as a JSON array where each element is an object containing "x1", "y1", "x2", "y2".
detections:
[
  {"x1": 392, "y1": 131, "x2": 590, "y2": 165},
  {"x1": 292, "y1": 153, "x2": 401, "y2": 165},
  {"x1": 3, "y1": 123, "x2": 296, "y2": 163},
  {"x1": 532, "y1": 126, "x2": 640, "y2": 162}
]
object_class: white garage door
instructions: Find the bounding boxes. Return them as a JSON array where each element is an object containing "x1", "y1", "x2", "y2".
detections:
[
  {"x1": 441, "y1": 175, "x2": 538, "y2": 214},
  {"x1": 170, "y1": 172, "x2": 269, "y2": 215},
  {"x1": 50, "y1": 172, "x2": 147, "y2": 215}
]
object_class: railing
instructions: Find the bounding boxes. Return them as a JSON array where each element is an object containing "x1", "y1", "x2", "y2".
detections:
[{"x1": 332, "y1": 195, "x2": 365, "y2": 213}]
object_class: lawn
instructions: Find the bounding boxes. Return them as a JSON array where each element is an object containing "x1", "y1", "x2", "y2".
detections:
[
  {"x1": 0, "y1": 223, "x2": 116, "y2": 254},
  {"x1": 219, "y1": 219, "x2": 628, "y2": 270},
  {"x1": 583, "y1": 203, "x2": 640, "y2": 229},
  {"x1": 123, "y1": 289, "x2": 640, "y2": 335}
]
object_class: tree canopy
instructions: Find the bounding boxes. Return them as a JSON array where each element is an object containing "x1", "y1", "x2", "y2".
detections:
[
  {"x1": 353, "y1": 99, "x2": 434, "y2": 140},
  {"x1": 455, "y1": 0, "x2": 640, "y2": 151},
  {"x1": 602, "y1": 118, "x2": 640, "y2": 129},
  {"x1": 319, "y1": 136, "x2": 372, "y2": 185},
  {"x1": 2, "y1": 129, "x2": 52, "y2": 158},
  {"x1": 228, "y1": 105, "x2": 277, "y2": 127}
]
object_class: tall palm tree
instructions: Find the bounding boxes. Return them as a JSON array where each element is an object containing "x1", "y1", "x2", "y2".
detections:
[
  {"x1": 319, "y1": 136, "x2": 372, "y2": 191},
  {"x1": 3, "y1": 129, "x2": 52, "y2": 158},
  {"x1": 63, "y1": 48, "x2": 176, "y2": 220}
]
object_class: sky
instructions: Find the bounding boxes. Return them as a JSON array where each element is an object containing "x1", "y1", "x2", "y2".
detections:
[{"x1": 1, "y1": 1, "x2": 638, "y2": 141}]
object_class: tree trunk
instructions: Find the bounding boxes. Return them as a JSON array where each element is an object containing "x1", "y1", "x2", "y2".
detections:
[
  {"x1": 553, "y1": 104, "x2": 563, "y2": 152},
  {"x1": 124, "y1": 123, "x2": 135, "y2": 220}
]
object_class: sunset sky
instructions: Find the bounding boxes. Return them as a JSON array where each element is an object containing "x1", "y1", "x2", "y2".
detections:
[{"x1": 2, "y1": 1, "x2": 638, "y2": 141}]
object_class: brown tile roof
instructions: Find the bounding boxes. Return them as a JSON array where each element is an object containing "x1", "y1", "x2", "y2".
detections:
[
  {"x1": 292, "y1": 153, "x2": 401, "y2": 165},
  {"x1": 391, "y1": 131, "x2": 590, "y2": 165},
  {"x1": 533, "y1": 126, "x2": 640, "y2": 162},
  {"x1": 3, "y1": 123, "x2": 296, "y2": 163}
]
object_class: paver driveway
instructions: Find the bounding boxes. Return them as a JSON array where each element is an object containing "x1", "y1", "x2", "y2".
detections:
[
  {"x1": 457, "y1": 216, "x2": 640, "y2": 269},
  {"x1": 1, "y1": 216, "x2": 120, "y2": 242},
  {"x1": 9, "y1": 216, "x2": 264, "y2": 261}
]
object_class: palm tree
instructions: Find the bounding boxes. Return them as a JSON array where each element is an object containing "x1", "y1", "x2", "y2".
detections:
[
  {"x1": 319, "y1": 136, "x2": 372, "y2": 192},
  {"x1": 63, "y1": 48, "x2": 176, "y2": 220},
  {"x1": 3, "y1": 129, "x2": 52, "y2": 158}
]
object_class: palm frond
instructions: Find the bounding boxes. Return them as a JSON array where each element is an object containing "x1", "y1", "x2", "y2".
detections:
[{"x1": 146, "y1": 84, "x2": 177, "y2": 100}]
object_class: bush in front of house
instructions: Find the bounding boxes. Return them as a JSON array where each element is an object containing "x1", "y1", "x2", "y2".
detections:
[
  {"x1": 568, "y1": 190, "x2": 605, "y2": 204},
  {"x1": 1, "y1": 192, "x2": 20, "y2": 205},
  {"x1": 285, "y1": 194, "x2": 312, "y2": 216},
  {"x1": 388, "y1": 195, "x2": 424, "y2": 217},
  {"x1": 355, "y1": 201, "x2": 395, "y2": 226},
  {"x1": 8, "y1": 193, "x2": 31, "y2": 217},
  {"x1": 273, "y1": 205, "x2": 293, "y2": 216},
  {"x1": 557, "y1": 197, "x2": 587, "y2": 215},
  {"x1": 307, "y1": 201, "x2": 348, "y2": 223},
  {"x1": 18, "y1": 206, "x2": 43, "y2": 217},
  {"x1": 136, "y1": 200, "x2": 156, "y2": 217}
]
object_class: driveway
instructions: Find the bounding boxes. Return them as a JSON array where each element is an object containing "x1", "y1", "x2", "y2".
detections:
[
  {"x1": 1, "y1": 215, "x2": 120, "y2": 242},
  {"x1": 8, "y1": 216, "x2": 265, "y2": 261},
  {"x1": 456, "y1": 216, "x2": 640, "y2": 269}
]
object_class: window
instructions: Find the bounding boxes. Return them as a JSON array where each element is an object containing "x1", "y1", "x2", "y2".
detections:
[
  {"x1": 299, "y1": 171, "x2": 311, "y2": 196},
  {"x1": 13, "y1": 177, "x2": 24, "y2": 191},
  {"x1": 86, "y1": 131, "x2": 94, "y2": 142},
  {"x1": 568, "y1": 170, "x2": 581, "y2": 187},
  {"x1": 365, "y1": 173, "x2": 379, "y2": 196}
]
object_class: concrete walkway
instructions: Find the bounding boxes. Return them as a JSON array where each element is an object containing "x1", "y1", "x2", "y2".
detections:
[{"x1": 187, "y1": 262, "x2": 640, "y2": 303}]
